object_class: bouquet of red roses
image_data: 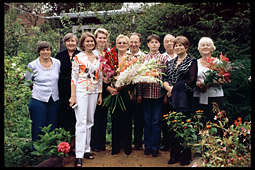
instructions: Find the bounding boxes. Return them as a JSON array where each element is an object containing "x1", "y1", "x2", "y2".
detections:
[{"x1": 202, "y1": 52, "x2": 232, "y2": 90}]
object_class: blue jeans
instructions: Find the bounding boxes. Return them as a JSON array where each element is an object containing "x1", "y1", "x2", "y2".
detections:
[
  {"x1": 29, "y1": 97, "x2": 59, "y2": 142},
  {"x1": 142, "y1": 97, "x2": 163, "y2": 150}
]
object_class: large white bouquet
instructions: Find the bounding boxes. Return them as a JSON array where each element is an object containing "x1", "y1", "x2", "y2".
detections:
[{"x1": 115, "y1": 57, "x2": 165, "y2": 88}]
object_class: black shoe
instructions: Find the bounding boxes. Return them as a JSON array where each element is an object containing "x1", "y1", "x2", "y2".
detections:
[
  {"x1": 160, "y1": 145, "x2": 169, "y2": 151},
  {"x1": 180, "y1": 159, "x2": 191, "y2": 165},
  {"x1": 91, "y1": 148, "x2": 99, "y2": 152},
  {"x1": 168, "y1": 157, "x2": 180, "y2": 164},
  {"x1": 98, "y1": 146, "x2": 106, "y2": 151},
  {"x1": 134, "y1": 146, "x2": 143, "y2": 150},
  {"x1": 84, "y1": 152, "x2": 94, "y2": 159},
  {"x1": 152, "y1": 150, "x2": 159, "y2": 157},
  {"x1": 144, "y1": 148, "x2": 151, "y2": 155},
  {"x1": 111, "y1": 150, "x2": 120, "y2": 155},
  {"x1": 74, "y1": 158, "x2": 83, "y2": 167},
  {"x1": 124, "y1": 148, "x2": 132, "y2": 155}
]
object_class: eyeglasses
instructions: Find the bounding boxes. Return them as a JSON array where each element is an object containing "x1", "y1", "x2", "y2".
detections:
[{"x1": 117, "y1": 42, "x2": 127, "y2": 45}]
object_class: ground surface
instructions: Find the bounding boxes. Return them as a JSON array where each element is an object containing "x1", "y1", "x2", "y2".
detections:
[{"x1": 63, "y1": 144, "x2": 201, "y2": 167}]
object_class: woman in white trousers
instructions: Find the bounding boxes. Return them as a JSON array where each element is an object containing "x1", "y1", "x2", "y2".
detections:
[{"x1": 69, "y1": 32, "x2": 102, "y2": 167}]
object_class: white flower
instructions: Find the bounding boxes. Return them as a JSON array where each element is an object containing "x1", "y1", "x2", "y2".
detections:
[
  {"x1": 11, "y1": 63, "x2": 16, "y2": 68},
  {"x1": 115, "y1": 58, "x2": 163, "y2": 88}
]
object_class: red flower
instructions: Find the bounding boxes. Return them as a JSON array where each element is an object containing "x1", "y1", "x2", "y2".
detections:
[
  {"x1": 57, "y1": 142, "x2": 70, "y2": 154},
  {"x1": 104, "y1": 47, "x2": 118, "y2": 72},
  {"x1": 203, "y1": 52, "x2": 231, "y2": 85},
  {"x1": 223, "y1": 72, "x2": 231, "y2": 83},
  {"x1": 220, "y1": 52, "x2": 229, "y2": 63}
]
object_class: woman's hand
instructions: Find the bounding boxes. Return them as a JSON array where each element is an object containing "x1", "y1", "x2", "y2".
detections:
[
  {"x1": 137, "y1": 96, "x2": 142, "y2": 103},
  {"x1": 107, "y1": 86, "x2": 119, "y2": 96},
  {"x1": 97, "y1": 93, "x2": 102, "y2": 105},
  {"x1": 102, "y1": 74, "x2": 110, "y2": 84},
  {"x1": 196, "y1": 80, "x2": 204, "y2": 89},
  {"x1": 163, "y1": 81, "x2": 173, "y2": 97},
  {"x1": 69, "y1": 96, "x2": 77, "y2": 107}
]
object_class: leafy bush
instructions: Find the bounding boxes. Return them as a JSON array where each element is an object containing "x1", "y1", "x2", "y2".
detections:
[
  {"x1": 223, "y1": 59, "x2": 251, "y2": 122},
  {"x1": 193, "y1": 103, "x2": 251, "y2": 167},
  {"x1": 4, "y1": 52, "x2": 33, "y2": 167},
  {"x1": 164, "y1": 103, "x2": 251, "y2": 167},
  {"x1": 31, "y1": 125, "x2": 72, "y2": 158},
  {"x1": 163, "y1": 110, "x2": 205, "y2": 151}
]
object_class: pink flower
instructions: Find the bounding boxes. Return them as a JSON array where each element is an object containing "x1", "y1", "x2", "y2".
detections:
[{"x1": 57, "y1": 142, "x2": 70, "y2": 154}]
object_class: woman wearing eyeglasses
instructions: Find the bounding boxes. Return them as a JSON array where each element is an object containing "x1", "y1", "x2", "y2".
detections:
[{"x1": 106, "y1": 34, "x2": 133, "y2": 156}]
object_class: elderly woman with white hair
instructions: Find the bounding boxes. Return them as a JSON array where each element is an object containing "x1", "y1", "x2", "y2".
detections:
[{"x1": 193, "y1": 37, "x2": 224, "y2": 127}]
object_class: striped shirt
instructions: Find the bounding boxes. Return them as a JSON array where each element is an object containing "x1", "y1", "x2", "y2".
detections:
[
  {"x1": 25, "y1": 57, "x2": 61, "y2": 102},
  {"x1": 138, "y1": 52, "x2": 168, "y2": 99}
]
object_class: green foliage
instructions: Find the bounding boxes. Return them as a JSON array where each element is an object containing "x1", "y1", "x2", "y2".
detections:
[
  {"x1": 164, "y1": 110, "x2": 204, "y2": 151},
  {"x1": 4, "y1": 10, "x2": 60, "y2": 62},
  {"x1": 4, "y1": 53, "x2": 32, "y2": 138},
  {"x1": 4, "y1": 52, "x2": 34, "y2": 167},
  {"x1": 31, "y1": 124, "x2": 72, "y2": 158},
  {"x1": 194, "y1": 104, "x2": 251, "y2": 167},
  {"x1": 4, "y1": 137, "x2": 37, "y2": 167},
  {"x1": 223, "y1": 58, "x2": 251, "y2": 122}
]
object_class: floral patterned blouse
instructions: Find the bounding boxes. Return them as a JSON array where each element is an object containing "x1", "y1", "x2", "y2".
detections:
[{"x1": 71, "y1": 52, "x2": 102, "y2": 94}]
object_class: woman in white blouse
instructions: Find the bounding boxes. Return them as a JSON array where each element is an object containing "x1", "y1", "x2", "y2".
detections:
[
  {"x1": 69, "y1": 32, "x2": 102, "y2": 167},
  {"x1": 193, "y1": 37, "x2": 224, "y2": 126}
]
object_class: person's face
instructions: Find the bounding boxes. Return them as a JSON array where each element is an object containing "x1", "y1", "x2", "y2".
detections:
[
  {"x1": 174, "y1": 42, "x2": 187, "y2": 55},
  {"x1": 147, "y1": 38, "x2": 160, "y2": 52},
  {"x1": 39, "y1": 48, "x2": 51, "y2": 59},
  {"x1": 83, "y1": 36, "x2": 95, "y2": 51},
  {"x1": 164, "y1": 35, "x2": 175, "y2": 52},
  {"x1": 199, "y1": 41, "x2": 214, "y2": 56},
  {"x1": 116, "y1": 37, "x2": 129, "y2": 52},
  {"x1": 65, "y1": 36, "x2": 77, "y2": 52},
  {"x1": 129, "y1": 35, "x2": 141, "y2": 53},
  {"x1": 96, "y1": 33, "x2": 107, "y2": 49}
]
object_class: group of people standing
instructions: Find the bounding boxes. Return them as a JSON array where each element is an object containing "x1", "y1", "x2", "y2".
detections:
[{"x1": 25, "y1": 27, "x2": 224, "y2": 167}]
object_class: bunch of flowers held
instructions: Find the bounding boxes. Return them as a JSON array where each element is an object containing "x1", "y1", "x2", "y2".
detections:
[
  {"x1": 99, "y1": 47, "x2": 165, "y2": 114},
  {"x1": 202, "y1": 52, "x2": 232, "y2": 91}
]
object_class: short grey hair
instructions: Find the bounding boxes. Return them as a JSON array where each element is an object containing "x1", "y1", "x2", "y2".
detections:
[{"x1": 63, "y1": 33, "x2": 78, "y2": 46}]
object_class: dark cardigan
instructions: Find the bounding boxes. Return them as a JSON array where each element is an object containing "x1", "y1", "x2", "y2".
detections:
[
  {"x1": 163, "y1": 54, "x2": 198, "y2": 113},
  {"x1": 55, "y1": 48, "x2": 80, "y2": 98}
]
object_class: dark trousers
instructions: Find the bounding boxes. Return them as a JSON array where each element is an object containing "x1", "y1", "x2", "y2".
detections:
[
  {"x1": 169, "y1": 111, "x2": 192, "y2": 162},
  {"x1": 130, "y1": 100, "x2": 144, "y2": 148},
  {"x1": 111, "y1": 97, "x2": 132, "y2": 153},
  {"x1": 29, "y1": 97, "x2": 59, "y2": 142},
  {"x1": 91, "y1": 104, "x2": 108, "y2": 150},
  {"x1": 143, "y1": 97, "x2": 163, "y2": 150},
  {"x1": 56, "y1": 96, "x2": 76, "y2": 135}
]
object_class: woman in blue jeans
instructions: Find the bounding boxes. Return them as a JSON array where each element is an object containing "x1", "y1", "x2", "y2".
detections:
[{"x1": 25, "y1": 41, "x2": 61, "y2": 147}]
